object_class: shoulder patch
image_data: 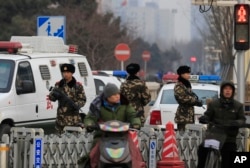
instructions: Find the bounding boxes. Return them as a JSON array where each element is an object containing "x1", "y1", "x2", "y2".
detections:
[{"x1": 76, "y1": 81, "x2": 82, "y2": 85}]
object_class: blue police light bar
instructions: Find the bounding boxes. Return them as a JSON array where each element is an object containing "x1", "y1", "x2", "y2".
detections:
[
  {"x1": 113, "y1": 70, "x2": 127, "y2": 78},
  {"x1": 199, "y1": 75, "x2": 221, "y2": 82}
]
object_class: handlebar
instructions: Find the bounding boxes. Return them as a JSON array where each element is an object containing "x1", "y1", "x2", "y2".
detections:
[
  {"x1": 199, "y1": 116, "x2": 250, "y2": 128},
  {"x1": 203, "y1": 121, "x2": 250, "y2": 129}
]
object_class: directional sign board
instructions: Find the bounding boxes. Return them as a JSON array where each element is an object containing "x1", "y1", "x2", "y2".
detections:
[
  {"x1": 37, "y1": 16, "x2": 66, "y2": 41},
  {"x1": 33, "y1": 137, "x2": 43, "y2": 168},
  {"x1": 149, "y1": 138, "x2": 157, "y2": 168}
]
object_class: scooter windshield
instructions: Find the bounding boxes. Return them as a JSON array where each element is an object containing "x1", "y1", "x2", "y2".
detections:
[{"x1": 99, "y1": 120, "x2": 130, "y2": 132}]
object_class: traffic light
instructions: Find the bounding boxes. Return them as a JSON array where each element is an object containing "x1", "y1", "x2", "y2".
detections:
[{"x1": 234, "y1": 4, "x2": 250, "y2": 50}]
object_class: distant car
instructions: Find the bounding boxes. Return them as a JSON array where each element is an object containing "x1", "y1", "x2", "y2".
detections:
[
  {"x1": 93, "y1": 71, "x2": 126, "y2": 95},
  {"x1": 145, "y1": 75, "x2": 221, "y2": 129}
]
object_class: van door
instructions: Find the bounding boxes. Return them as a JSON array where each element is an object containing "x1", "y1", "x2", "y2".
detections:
[{"x1": 14, "y1": 61, "x2": 38, "y2": 126}]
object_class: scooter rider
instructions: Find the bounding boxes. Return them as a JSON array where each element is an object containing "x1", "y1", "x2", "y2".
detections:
[
  {"x1": 81, "y1": 83, "x2": 144, "y2": 167},
  {"x1": 197, "y1": 81, "x2": 246, "y2": 168}
]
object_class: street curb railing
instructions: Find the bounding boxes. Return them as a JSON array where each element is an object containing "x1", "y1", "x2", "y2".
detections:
[{"x1": 1, "y1": 125, "x2": 249, "y2": 168}]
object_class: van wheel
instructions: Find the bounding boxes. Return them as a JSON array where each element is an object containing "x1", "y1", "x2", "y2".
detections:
[{"x1": 0, "y1": 124, "x2": 11, "y2": 139}]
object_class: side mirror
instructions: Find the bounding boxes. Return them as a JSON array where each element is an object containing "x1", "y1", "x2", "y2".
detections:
[{"x1": 16, "y1": 80, "x2": 34, "y2": 95}]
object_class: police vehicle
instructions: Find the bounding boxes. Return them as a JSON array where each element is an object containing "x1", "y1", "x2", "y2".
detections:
[
  {"x1": 144, "y1": 74, "x2": 221, "y2": 129},
  {"x1": 0, "y1": 36, "x2": 96, "y2": 137},
  {"x1": 92, "y1": 70, "x2": 126, "y2": 95}
]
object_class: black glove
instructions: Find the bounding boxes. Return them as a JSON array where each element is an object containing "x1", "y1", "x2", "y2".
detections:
[
  {"x1": 196, "y1": 100, "x2": 203, "y2": 107},
  {"x1": 50, "y1": 88, "x2": 62, "y2": 100},
  {"x1": 199, "y1": 115, "x2": 209, "y2": 124},
  {"x1": 86, "y1": 126, "x2": 94, "y2": 133}
]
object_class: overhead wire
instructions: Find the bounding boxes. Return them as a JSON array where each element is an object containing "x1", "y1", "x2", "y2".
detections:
[{"x1": 199, "y1": 0, "x2": 214, "y2": 13}]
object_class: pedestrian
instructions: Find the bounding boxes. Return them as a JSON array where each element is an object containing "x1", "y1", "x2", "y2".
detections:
[
  {"x1": 197, "y1": 81, "x2": 246, "y2": 168},
  {"x1": 174, "y1": 65, "x2": 203, "y2": 132},
  {"x1": 120, "y1": 63, "x2": 151, "y2": 126},
  {"x1": 49, "y1": 63, "x2": 86, "y2": 134},
  {"x1": 81, "y1": 83, "x2": 143, "y2": 167}
]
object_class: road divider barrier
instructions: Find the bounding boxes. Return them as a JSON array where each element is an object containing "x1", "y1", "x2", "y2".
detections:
[{"x1": 1, "y1": 125, "x2": 249, "y2": 168}]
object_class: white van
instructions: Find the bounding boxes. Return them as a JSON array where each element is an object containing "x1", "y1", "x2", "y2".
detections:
[{"x1": 0, "y1": 36, "x2": 96, "y2": 137}]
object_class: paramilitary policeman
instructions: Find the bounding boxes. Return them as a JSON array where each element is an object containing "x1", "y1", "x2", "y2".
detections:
[
  {"x1": 49, "y1": 63, "x2": 86, "y2": 134},
  {"x1": 120, "y1": 63, "x2": 151, "y2": 126},
  {"x1": 174, "y1": 65, "x2": 203, "y2": 132}
]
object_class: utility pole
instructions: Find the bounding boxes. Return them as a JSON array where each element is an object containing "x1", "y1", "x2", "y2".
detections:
[
  {"x1": 236, "y1": 0, "x2": 246, "y2": 103},
  {"x1": 192, "y1": 0, "x2": 248, "y2": 103}
]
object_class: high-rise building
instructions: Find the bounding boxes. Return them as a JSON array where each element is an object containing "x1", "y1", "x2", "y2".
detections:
[
  {"x1": 156, "y1": 9, "x2": 175, "y2": 50},
  {"x1": 157, "y1": 0, "x2": 191, "y2": 42},
  {"x1": 97, "y1": 0, "x2": 192, "y2": 48},
  {"x1": 122, "y1": 7, "x2": 157, "y2": 44}
]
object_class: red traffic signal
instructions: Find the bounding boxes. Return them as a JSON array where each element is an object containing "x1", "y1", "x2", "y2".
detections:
[
  {"x1": 234, "y1": 4, "x2": 250, "y2": 50},
  {"x1": 190, "y1": 56, "x2": 197, "y2": 62}
]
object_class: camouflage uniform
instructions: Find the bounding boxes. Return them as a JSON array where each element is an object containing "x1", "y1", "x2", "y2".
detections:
[
  {"x1": 120, "y1": 78, "x2": 151, "y2": 125},
  {"x1": 49, "y1": 77, "x2": 86, "y2": 133},
  {"x1": 174, "y1": 81, "x2": 198, "y2": 125}
]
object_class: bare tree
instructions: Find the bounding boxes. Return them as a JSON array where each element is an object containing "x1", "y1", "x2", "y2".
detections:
[
  {"x1": 195, "y1": 6, "x2": 234, "y2": 80},
  {"x1": 51, "y1": 2, "x2": 133, "y2": 70}
]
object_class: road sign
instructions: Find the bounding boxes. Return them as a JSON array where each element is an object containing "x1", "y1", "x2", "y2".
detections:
[
  {"x1": 37, "y1": 16, "x2": 66, "y2": 41},
  {"x1": 234, "y1": 4, "x2": 250, "y2": 50},
  {"x1": 149, "y1": 138, "x2": 157, "y2": 168},
  {"x1": 114, "y1": 43, "x2": 131, "y2": 61},
  {"x1": 190, "y1": 56, "x2": 197, "y2": 62},
  {"x1": 142, "y1": 50, "x2": 151, "y2": 61}
]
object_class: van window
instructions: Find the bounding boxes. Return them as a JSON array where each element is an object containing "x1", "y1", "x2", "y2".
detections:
[
  {"x1": 78, "y1": 62, "x2": 88, "y2": 77},
  {"x1": 0, "y1": 59, "x2": 15, "y2": 93},
  {"x1": 94, "y1": 79, "x2": 105, "y2": 95},
  {"x1": 39, "y1": 65, "x2": 51, "y2": 80},
  {"x1": 16, "y1": 61, "x2": 36, "y2": 94}
]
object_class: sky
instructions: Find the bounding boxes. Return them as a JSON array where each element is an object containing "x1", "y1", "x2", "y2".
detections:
[{"x1": 136, "y1": 0, "x2": 206, "y2": 40}]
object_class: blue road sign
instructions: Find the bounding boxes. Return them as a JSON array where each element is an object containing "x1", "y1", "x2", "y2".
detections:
[
  {"x1": 34, "y1": 138, "x2": 43, "y2": 168},
  {"x1": 37, "y1": 16, "x2": 66, "y2": 41},
  {"x1": 149, "y1": 139, "x2": 157, "y2": 168},
  {"x1": 150, "y1": 141, "x2": 156, "y2": 149}
]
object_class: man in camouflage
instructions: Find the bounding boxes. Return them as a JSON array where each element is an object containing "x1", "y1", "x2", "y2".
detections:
[
  {"x1": 120, "y1": 63, "x2": 151, "y2": 125},
  {"x1": 49, "y1": 63, "x2": 86, "y2": 134},
  {"x1": 174, "y1": 65, "x2": 203, "y2": 132}
]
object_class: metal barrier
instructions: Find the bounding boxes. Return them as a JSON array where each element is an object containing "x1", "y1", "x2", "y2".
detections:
[
  {"x1": 2, "y1": 125, "x2": 249, "y2": 168},
  {"x1": 8, "y1": 127, "x2": 44, "y2": 168}
]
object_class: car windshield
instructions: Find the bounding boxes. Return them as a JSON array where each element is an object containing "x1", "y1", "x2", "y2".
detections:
[
  {"x1": 0, "y1": 60, "x2": 15, "y2": 92},
  {"x1": 160, "y1": 89, "x2": 218, "y2": 105}
]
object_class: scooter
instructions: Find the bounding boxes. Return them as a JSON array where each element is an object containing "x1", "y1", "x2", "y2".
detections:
[
  {"x1": 98, "y1": 120, "x2": 132, "y2": 168},
  {"x1": 84, "y1": 120, "x2": 144, "y2": 168},
  {"x1": 197, "y1": 119, "x2": 250, "y2": 168}
]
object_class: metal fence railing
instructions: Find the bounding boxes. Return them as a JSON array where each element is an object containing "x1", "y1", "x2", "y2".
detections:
[{"x1": 1, "y1": 124, "x2": 249, "y2": 168}]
